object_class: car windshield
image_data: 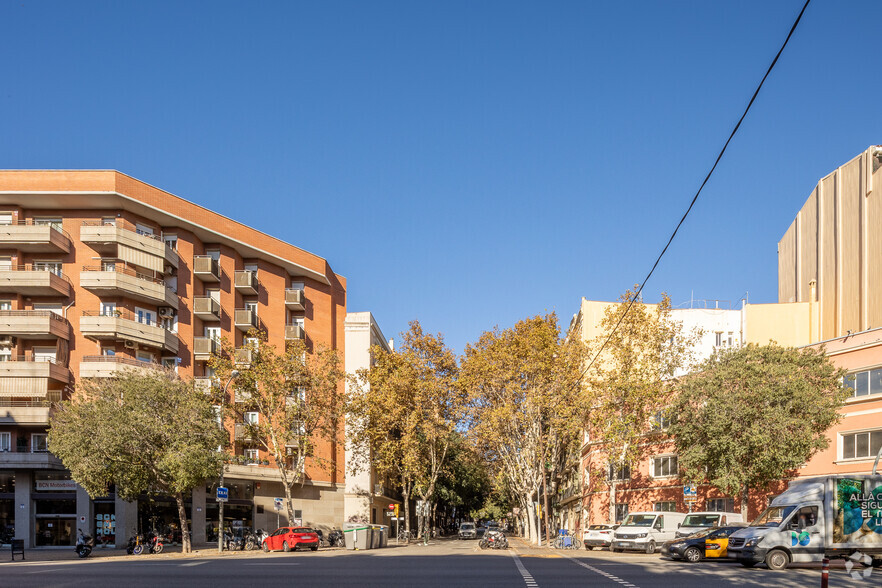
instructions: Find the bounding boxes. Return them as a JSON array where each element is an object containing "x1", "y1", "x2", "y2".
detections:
[
  {"x1": 750, "y1": 506, "x2": 796, "y2": 527},
  {"x1": 682, "y1": 514, "x2": 720, "y2": 527},
  {"x1": 707, "y1": 528, "x2": 737, "y2": 539},
  {"x1": 588, "y1": 525, "x2": 610, "y2": 531},
  {"x1": 621, "y1": 514, "x2": 656, "y2": 527},
  {"x1": 460, "y1": 524, "x2": 475, "y2": 530},
  {"x1": 683, "y1": 528, "x2": 714, "y2": 539}
]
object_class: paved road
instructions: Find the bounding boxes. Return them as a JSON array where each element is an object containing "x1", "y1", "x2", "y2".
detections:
[{"x1": 0, "y1": 538, "x2": 876, "y2": 587}]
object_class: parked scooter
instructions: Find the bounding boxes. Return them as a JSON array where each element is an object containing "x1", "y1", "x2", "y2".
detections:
[
  {"x1": 479, "y1": 529, "x2": 508, "y2": 550},
  {"x1": 146, "y1": 531, "x2": 164, "y2": 554},
  {"x1": 74, "y1": 529, "x2": 95, "y2": 558},
  {"x1": 327, "y1": 529, "x2": 345, "y2": 548}
]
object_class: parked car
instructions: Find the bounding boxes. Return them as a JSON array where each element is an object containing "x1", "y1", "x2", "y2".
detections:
[
  {"x1": 661, "y1": 528, "x2": 715, "y2": 562},
  {"x1": 583, "y1": 524, "x2": 618, "y2": 550},
  {"x1": 458, "y1": 522, "x2": 477, "y2": 540},
  {"x1": 675, "y1": 511, "x2": 744, "y2": 538},
  {"x1": 261, "y1": 527, "x2": 320, "y2": 552},
  {"x1": 612, "y1": 512, "x2": 687, "y2": 554},
  {"x1": 703, "y1": 525, "x2": 748, "y2": 559}
]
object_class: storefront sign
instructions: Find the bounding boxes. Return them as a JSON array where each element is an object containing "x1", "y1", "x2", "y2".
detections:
[{"x1": 36, "y1": 480, "x2": 78, "y2": 491}]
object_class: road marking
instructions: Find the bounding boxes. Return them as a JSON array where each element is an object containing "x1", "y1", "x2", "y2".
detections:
[
  {"x1": 180, "y1": 561, "x2": 208, "y2": 567},
  {"x1": 509, "y1": 551, "x2": 539, "y2": 587},
  {"x1": 557, "y1": 552, "x2": 640, "y2": 588}
]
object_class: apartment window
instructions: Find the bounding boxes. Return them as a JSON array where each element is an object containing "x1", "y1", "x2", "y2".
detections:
[
  {"x1": 135, "y1": 223, "x2": 154, "y2": 236},
  {"x1": 244, "y1": 263, "x2": 258, "y2": 273},
  {"x1": 33, "y1": 347, "x2": 57, "y2": 362},
  {"x1": 33, "y1": 261, "x2": 62, "y2": 276},
  {"x1": 163, "y1": 234, "x2": 177, "y2": 251},
  {"x1": 654, "y1": 501, "x2": 676, "y2": 512},
  {"x1": 161, "y1": 357, "x2": 178, "y2": 371},
  {"x1": 844, "y1": 368, "x2": 882, "y2": 399},
  {"x1": 33, "y1": 303, "x2": 62, "y2": 316},
  {"x1": 205, "y1": 249, "x2": 220, "y2": 261},
  {"x1": 205, "y1": 326, "x2": 221, "y2": 342},
  {"x1": 244, "y1": 449, "x2": 260, "y2": 465},
  {"x1": 651, "y1": 410, "x2": 674, "y2": 431},
  {"x1": 0, "y1": 213, "x2": 11, "y2": 225},
  {"x1": 651, "y1": 455, "x2": 679, "y2": 478},
  {"x1": 0, "y1": 432, "x2": 10, "y2": 452},
  {"x1": 101, "y1": 347, "x2": 115, "y2": 356},
  {"x1": 211, "y1": 405, "x2": 222, "y2": 426},
  {"x1": 101, "y1": 302, "x2": 117, "y2": 317},
  {"x1": 614, "y1": 503, "x2": 629, "y2": 523},
  {"x1": 0, "y1": 300, "x2": 11, "y2": 311},
  {"x1": 0, "y1": 257, "x2": 10, "y2": 271},
  {"x1": 31, "y1": 433, "x2": 48, "y2": 453},
  {"x1": 206, "y1": 288, "x2": 220, "y2": 303},
  {"x1": 244, "y1": 337, "x2": 259, "y2": 349},
  {"x1": 134, "y1": 307, "x2": 155, "y2": 326},
  {"x1": 101, "y1": 216, "x2": 116, "y2": 226},
  {"x1": 102, "y1": 260, "x2": 116, "y2": 271},
  {"x1": 34, "y1": 217, "x2": 63, "y2": 230},
  {"x1": 841, "y1": 429, "x2": 882, "y2": 460},
  {"x1": 244, "y1": 412, "x2": 259, "y2": 425},
  {"x1": 707, "y1": 498, "x2": 735, "y2": 512},
  {"x1": 608, "y1": 463, "x2": 630, "y2": 482},
  {"x1": 136, "y1": 351, "x2": 153, "y2": 363}
]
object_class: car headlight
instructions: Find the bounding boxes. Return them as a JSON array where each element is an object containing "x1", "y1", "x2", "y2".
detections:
[
  {"x1": 635, "y1": 533, "x2": 647, "y2": 539},
  {"x1": 745, "y1": 537, "x2": 761, "y2": 547}
]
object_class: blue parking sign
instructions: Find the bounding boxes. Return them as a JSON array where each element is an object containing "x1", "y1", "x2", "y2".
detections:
[{"x1": 216, "y1": 487, "x2": 228, "y2": 502}]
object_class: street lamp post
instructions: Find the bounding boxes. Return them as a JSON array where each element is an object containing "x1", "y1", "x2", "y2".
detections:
[{"x1": 218, "y1": 369, "x2": 239, "y2": 553}]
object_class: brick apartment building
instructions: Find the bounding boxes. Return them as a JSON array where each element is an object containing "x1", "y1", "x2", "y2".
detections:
[{"x1": 0, "y1": 170, "x2": 347, "y2": 548}]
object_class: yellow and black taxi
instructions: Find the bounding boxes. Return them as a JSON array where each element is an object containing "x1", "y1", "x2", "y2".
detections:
[
  {"x1": 661, "y1": 525, "x2": 746, "y2": 563},
  {"x1": 704, "y1": 525, "x2": 747, "y2": 559}
]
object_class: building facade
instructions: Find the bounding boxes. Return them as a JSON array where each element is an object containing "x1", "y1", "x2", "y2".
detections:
[{"x1": 0, "y1": 170, "x2": 347, "y2": 547}]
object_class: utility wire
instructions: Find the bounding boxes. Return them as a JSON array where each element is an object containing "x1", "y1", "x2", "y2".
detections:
[{"x1": 579, "y1": 0, "x2": 811, "y2": 380}]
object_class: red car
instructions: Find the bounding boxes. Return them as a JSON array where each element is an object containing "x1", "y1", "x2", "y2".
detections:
[{"x1": 262, "y1": 527, "x2": 320, "y2": 552}]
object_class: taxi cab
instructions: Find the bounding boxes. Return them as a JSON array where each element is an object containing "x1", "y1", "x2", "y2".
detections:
[{"x1": 704, "y1": 525, "x2": 747, "y2": 559}]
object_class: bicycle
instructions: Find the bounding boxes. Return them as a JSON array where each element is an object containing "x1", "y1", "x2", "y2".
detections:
[
  {"x1": 552, "y1": 530, "x2": 582, "y2": 550},
  {"x1": 397, "y1": 528, "x2": 413, "y2": 541}
]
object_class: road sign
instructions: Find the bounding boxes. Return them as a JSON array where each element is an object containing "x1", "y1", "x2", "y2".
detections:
[
  {"x1": 394, "y1": 504, "x2": 399, "y2": 517},
  {"x1": 683, "y1": 484, "x2": 697, "y2": 501},
  {"x1": 274, "y1": 498, "x2": 284, "y2": 512},
  {"x1": 216, "y1": 487, "x2": 228, "y2": 503},
  {"x1": 388, "y1": 503, "x2": 396, "y2": 511}
]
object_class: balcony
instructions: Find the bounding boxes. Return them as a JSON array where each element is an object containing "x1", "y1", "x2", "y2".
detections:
[
  {"x1": 193, "y1": 337, "x2": 220, "y2": 361},
  {"x1": 234, "y1": 423, "x2": 254, "y2": 441},
  {"x1": 234, "y1": 347, "x2": 252, "y2": 366},
  {"x1": 0, "y1": 310, "x2": 71, "y2": 340},
  {"x1": 193, "y1": 296, "x2": 220, "y2": 321},
  {"x1": 79, "y1": 355, "x2": 165, "y2": 378},
  {"x1": 0, "y1": 399, "x2": 52, "y2": 425},
  {"x1": 0, "y1": 356, "x2": 70, "y2": 386},
  {"x1": 284, "y1": 288, "x2": 305, "y2": 311},
  {"x1": 0, "y1": 450, "x2": 64, "y2": 470},
  {"x1": 285, "y1": 325, "x2": 305, "y2": 341},
  {"x1": 0, "y1": 266, "x2": 71, "y2": 297},
  {"x1": 194, "y1": 377, "x2": 213, "y2": 394},
  {"x1": 0, "y1": 221, "x2": 71, "y2": 253},
  {"x1": 79, "y1": 311, "x2": 180, "y2": 354},
  {"x1": 193, "y1": 256, "x2": 220, "y2": 282},
  {"x1": 234, "y1": 270, "x2": 258, "y2": 295},
  {"x1": 234, "y1": 309, "x2": 257, "y2": 331},
  {"x1": 80, "y1": 266, "x2": 178, "y2": 308},
  {"x1": 80, "y1": 220, "x2": 179, "y2": 270}
]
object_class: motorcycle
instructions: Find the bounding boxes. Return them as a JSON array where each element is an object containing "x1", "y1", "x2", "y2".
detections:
[
  {"x1": 224, "y1": 530, "x2": 245, "y2": 551},
  {"x1": 146, "y1": 531, "x2": 164, "y2": 554},
  {"x1": 479, "y1": 529, "x2": 508, "y2": 550},
  {"x1": 327, "y1": 529, "x2": 345, "y2": 548},
  {"x1": 75, "y1": 529, "x2": 95, "y2": 558}
]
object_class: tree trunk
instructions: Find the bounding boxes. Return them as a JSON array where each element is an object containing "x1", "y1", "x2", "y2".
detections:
[
  {"x1": 608, "y1": 479, "x2": 617, "y2": 524},
  {"x1": 741, "y1": 485, "x2": 750, "y2": 519},
  {"x1": 175, "y1": 492, "x2": 192, "y2": 554},
  {"x1": 543, "y1": 472, "x2": 551, "y2": 547},
  {"x1": 402, "y1": 488, "x2": 411, "y2": 535},
  {"x1": 526, "y1": 492, "x2": 538, "y2": 545}
]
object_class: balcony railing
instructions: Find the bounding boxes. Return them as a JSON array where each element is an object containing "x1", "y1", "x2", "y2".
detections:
[
  {"x1": 234, "y1": 270, "x2": 258, "y2": 295},
  {"x1": 284, "y1": 288, "x2": 305, "y2": 311},
  {"x1": 80, "y1": 266, "x2": 178, "y2": 308},
  {"x1": 0, "y1": 398, "x2": 53, "y2": 425},
  {"x1": 234, "y1": 423, "x2": 254, "y2": 441},
  {"x1": 234, "y1": 309, "x2": 257, "y2": 331},
  {"x1": 80, "y1": 311, "x2": 179, "y2": 354},
  {"x1": 79, "y1": 355, "x2": 164, "y2": 378},
  {"x1": 193, "y1": 296, "x2": 220, "y2": 321},
  {"x1": 0, "y1": 220, "x2": 72, "y2": 253},
  {"x1": 0, "y1": 265, "x2": 72, "y2": 297},
  {"x1": 193, "y1": 337, "x2": 220, "y2": 361},
  {"x1": 80, "y1": 220, "x2": 178, "y2": 269},
  {"x1": 285, "y1": 325, "x2": 305, "y2": 341},
  {"x1": 234, "y1": 347, "x2": 252, "y2": 366},
  {"x1": 0, "y1": 355, "x2": 71, "y2": 385},
  {"x1": 193, "y1": 256, "x2": 220, "y2": 282},
  {"x1": 0, "y1": 310, "x2": 71, "y2": 339}
]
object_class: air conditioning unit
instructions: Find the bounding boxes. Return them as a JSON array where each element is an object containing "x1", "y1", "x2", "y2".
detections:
[
  {"x1": 158, "y1": 307, "x2": 176, "y2": 318},
  {"x1": 124, "y1": 340, "x2": 136, "y2": 349}
]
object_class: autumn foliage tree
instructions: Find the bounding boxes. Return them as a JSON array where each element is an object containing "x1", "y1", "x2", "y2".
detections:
[
  {"x1": 582, "y1": 289, "x2": 697, "y2": 524},
  {"x1": 48, "y1": 369, "x2": 225, "y2": 553},
  {"x1": 209, "y1": 331, "x2": 345, "y2": 525},
  {"x1": 460, "y1": 313, "x2": 586, "y2": 544},
  {"x1": 670, "y1": 343, "x2": 848, "y2": 514},
  {"x1": 348, "y1": 321, "x2": 462, "y2": 539}
]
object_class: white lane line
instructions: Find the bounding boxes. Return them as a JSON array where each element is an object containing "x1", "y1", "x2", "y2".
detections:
[
  {"x1": 509, "y1": 551, "x2": 539, "y2": 587},
  {"x1": 180, "y1": 561, "x2": 209, "y2": 567},
  {"x1": 557, "y1": 551, "x2": 640, "y2": 588}
]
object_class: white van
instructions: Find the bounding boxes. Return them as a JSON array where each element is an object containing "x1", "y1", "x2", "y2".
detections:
[
  {"x1": 612, "y1": 512, "x2": 687, "y2": 554},
  {"x1": 675, "y1": 511, "x2": 744, "y2": 538}
]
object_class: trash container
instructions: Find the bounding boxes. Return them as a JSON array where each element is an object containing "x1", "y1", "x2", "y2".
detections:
[
  {"x1": 370, "y1": 525, "x2": 387, "y2": 547},
  {"x1": 343, "y1": 526, "x2": 370, "y2": 550},
  {"x1": 369, "y1": 527, "x2": 379, "y2": 549}
]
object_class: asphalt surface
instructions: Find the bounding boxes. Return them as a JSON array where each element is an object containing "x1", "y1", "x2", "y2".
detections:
[{"x1": 0, "y1": 537, "x2": 878, "y2": 587}]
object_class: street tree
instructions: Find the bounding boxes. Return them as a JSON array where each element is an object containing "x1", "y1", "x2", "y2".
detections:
[
  {"x1": 460, "y1": 313, "x2": 586, "y2": 544},
  {"x1": 348, "y1": 321, "x2": 462, "y2": 539},
  {"x1": 582, "y1": 289, "x2": 697, "y2": 524},
  {"x1": 669, "y1": 343, "x2": 849, "y2": 514},
  {"x1": 209, "y1": 331, "x2": 346, "y2": 526},
  {"x1": 48, "y1": 368, "x2": 225, "y2": 553}
]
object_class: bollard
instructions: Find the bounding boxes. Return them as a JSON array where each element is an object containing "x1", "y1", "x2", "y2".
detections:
[{"x1": 821, "y1": 557, "x2": 829, "y2": 588}]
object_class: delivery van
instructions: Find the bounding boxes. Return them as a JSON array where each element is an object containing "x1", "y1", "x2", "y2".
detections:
[
  {"x1": 727, "y1": 475, "x2": 882, "y2": 570},
  {"x1": 676, "y1": 511, "x2": 744, "y2": 537},
  {"x1": 612, "y1": 512, "x2": 687, "y2": 554}
]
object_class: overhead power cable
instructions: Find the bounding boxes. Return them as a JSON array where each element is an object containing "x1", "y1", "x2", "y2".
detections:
[{"x1": 579, "y1": 0, "x2": 811, "y2": 380}]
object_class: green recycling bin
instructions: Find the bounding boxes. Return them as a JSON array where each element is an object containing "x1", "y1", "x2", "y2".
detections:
[{"x1": 342, "y1": 526, "x2": 370, "y2": 550}]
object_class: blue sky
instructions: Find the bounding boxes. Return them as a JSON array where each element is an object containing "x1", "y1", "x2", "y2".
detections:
[{"x1": 3, "y1": 1, "x2": 881, "y2": 354}]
